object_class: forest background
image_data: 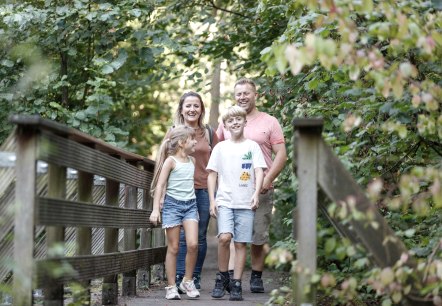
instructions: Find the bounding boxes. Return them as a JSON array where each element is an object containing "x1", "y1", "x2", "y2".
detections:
[{"x1": 1, "y1": 0, "x2": 441, "y2": 305}]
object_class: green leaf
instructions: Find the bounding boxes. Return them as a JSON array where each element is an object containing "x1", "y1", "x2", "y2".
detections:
[
  {"x1": 325, "y1": 237, "x2": 336, "y2": 254},
  {"x1": 1, "y1": 59, "x2": 14, "y2": 67},
  {"x1": 101, "y1": 65, "x2": 114, "y2": 74}
]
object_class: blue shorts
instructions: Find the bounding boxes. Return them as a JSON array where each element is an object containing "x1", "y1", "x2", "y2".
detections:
[
  {"x1": 217, "y1": 206, "x2": 255, "y2": 243},
  {"x1": 162, "y1": 195, "x2": 198, "y2": 229}
]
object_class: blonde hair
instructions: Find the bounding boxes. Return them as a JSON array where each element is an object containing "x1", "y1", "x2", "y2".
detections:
[
  {"x1": 222, "y1": 105, "x2": 247, "y2": 124},
  {"x1": 150, "y1": 125, "x2": 195, "y2": 196},
  {"x1": 234, "y1": 78, "x2": 257, "y2": 92}
]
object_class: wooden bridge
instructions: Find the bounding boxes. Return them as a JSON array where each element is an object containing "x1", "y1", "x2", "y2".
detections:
[{"x1": 0, "y1": 115, "x2": 436, "y2": 305}]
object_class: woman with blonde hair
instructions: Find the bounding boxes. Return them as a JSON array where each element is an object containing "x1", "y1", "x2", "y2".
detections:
[{"x1": 165, "y1": 92, "x2": 219, "y2": 290}]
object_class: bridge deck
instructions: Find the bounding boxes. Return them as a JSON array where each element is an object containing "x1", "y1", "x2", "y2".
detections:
[{"x1": 96, "y1": 236, "x2": 289, "y2": 306}]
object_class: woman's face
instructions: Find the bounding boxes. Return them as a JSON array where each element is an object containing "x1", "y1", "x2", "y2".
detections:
[{"x1": 181, "y1": 96, "x2": 202, "y2": 126}]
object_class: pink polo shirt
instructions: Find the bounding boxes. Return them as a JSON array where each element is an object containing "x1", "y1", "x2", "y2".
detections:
[{"x1": 216, "y1": 111, "x2": 285, "y2": 176}]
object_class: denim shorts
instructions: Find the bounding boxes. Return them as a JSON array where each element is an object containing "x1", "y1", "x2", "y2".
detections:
[
  {"x1": 217, "y1": 206, "x2": 255, "y2": 243},
  {"x1": 162, "y1": 194, "x2": 199, "y2": 229}
]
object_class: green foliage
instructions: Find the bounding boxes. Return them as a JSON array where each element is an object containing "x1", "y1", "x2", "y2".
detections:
[
  {"x1": 1, "y1": 0, "x2": 442, "y2": 304},
  {"x1": 0, "y1": 0, "x2": 174, "y2": 154},
  {"x1": 252, "y1": 0, "x2": 442, "y2": 304}
]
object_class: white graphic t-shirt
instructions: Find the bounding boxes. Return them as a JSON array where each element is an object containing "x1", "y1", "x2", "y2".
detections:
[{"x1": 206, "y1": 139, "x2": 266, "y2": 209}]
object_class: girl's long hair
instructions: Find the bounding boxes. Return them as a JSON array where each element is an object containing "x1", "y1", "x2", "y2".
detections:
[
  {"x1": 174, "y1": 91, "x2": 206, "y2": 129},
  {"x1": 150, "y1": 125, "x2": 195, "y2": 197}
]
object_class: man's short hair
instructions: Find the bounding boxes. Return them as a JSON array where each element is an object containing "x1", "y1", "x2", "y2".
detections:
[
  {"x1": 222, "y1": 105, "x2": 247, "y2": 123},
  {"x1": 234, "y1": 78, "x2": 257, "y2": 92}
]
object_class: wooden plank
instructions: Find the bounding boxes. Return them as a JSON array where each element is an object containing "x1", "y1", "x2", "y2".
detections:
[
  {"x1": 123, "y1": 165, "x2": 138, "y2": 296},
  {"x1": 36, "y1": 197, "x2": 153, "y2": 228},
  {"x1": 76, "y1": 170, "x2": 94, "y2": 305},
  {"x1": 13, "y1": 126, "x2": 37, "y2": 305},
  {"x1": 44, "y1": 164, "x2": 66, "y2": 305},
  {"x1": 9, "y1": 114, "x2": 154, "y2": 166},
  {"x1": 102, "y1": 178, "x2": 120, "y2": 305},
  {"x1": 37, "y1": 131, "x2": 152, "y2": 189},
  {"x1": 138, "y1": 188, "x2": 152, "y2": 288},
  {"x1": 317, "y1": 139, "x2": 409, "y2": 267},
  {"x1": 294, "y1": 128, "x2": 319, "y2": 306},
  {"x1": 36, "y1": 247, "x2": 167, "y2": 285}
]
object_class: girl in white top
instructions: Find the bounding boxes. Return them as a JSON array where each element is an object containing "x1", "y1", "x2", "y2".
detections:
[{"x1": 150, "y1": 125, "x2": 200, "y2": 300}]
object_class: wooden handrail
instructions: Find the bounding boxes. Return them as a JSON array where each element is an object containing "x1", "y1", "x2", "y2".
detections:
[
  {"x1": 10, "y1": 115, "x2": 165, "y2": 305},
  {"x1": 292, "y1": 118, "x2": 432, "y2": 306}
]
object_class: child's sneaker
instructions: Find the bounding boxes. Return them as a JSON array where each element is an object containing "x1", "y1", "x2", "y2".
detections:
[
  {"x1": 179, "y1": 278, "x2": 200, "y2": 298},
  {"x1": 229, "y1": 279, "x2": 243, "y2": 301},
  {"x1": 165, "y1": 285, "x2": 181, "y2": 300},
  {"x1": 211, "y1": 272, "x2": 230, "y2": 298}
]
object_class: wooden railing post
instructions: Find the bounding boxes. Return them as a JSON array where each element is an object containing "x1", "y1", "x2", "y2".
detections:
[
  {"x1": 122, "y1": 161, "x2": 138, "y2": 296},
  {"x1": 138, "y1": 187, "x2": 152, "y2": 288},
  {"x1": 44, "y1": 163, "x2": 67, "y2": 305},
  {"x1": 13, "y1": 126, "x2": 37, "y2": 305},
  {"x1": 75, "y1": 169, "x2": 94, "y2": 304},
  {"x1": 102, "y1": 176, "x2": 120, "y2": 305},
  {"x1": 293, "y1": 118, "x2": 323, "y2": 306}
]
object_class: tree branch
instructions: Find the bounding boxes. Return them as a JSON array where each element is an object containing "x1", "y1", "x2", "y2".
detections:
[{"x1": 206, "y1": 0, "x2": 252, "y2": 19}]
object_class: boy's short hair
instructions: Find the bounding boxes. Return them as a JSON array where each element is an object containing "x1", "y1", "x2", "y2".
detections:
[{"x1": 222, "y1": 105, "x2": 247, "y2": 123}]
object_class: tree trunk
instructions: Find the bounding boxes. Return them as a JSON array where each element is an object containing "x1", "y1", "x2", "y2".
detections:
[{"x1": 209, "y1": 59, "x2": 221, "y2": 128}]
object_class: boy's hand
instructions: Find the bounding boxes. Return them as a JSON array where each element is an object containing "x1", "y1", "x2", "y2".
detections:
[
  {"x1": 251, "y1": 194, "x2": 260, "y2": 210},
  {"x1": 149, "y1": 210, "x2": 161, "y2": 226},
  {"x1": 210, "y1": 203, "x2": 218, "y2": 218}
]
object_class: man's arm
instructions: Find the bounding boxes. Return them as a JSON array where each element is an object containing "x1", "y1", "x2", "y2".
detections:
[
  {"x1": 215, "y1": 121, "x2": 225, "y2": 141},
  {"x1": 261, "y1": 143, "x2": 287, "y2": 192}
]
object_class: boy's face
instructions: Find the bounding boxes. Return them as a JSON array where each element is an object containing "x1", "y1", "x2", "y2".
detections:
[{"x1": 224, "y1": 115, "x2": 246, "y2": 136}]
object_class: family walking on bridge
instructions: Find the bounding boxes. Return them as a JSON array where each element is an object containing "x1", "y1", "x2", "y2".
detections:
[{"x1": 149, "y1": 78, "x2": 287, "y2": 301}]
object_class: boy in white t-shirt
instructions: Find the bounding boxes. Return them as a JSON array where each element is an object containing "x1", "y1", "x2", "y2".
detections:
[{"x1": 207, "y1": 105, "x2": 266, "y2": 301}]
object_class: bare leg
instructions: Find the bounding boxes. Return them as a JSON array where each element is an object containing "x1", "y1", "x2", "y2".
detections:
[
  {"x1": 228, "y1": 241, "x2": 235, "y2": 270},
  {"x1": 233, "y1": 242, "x2": 247, "y2": 280},
  {"x1": 251, "y1": 243, "x2": 267, "y2": 271},
  {"x1": 182, "y1": 220, "x2": 199, "y2": 281},
  {"x1": 217, "y1": 233, "x2": 232, "y2": 271},
  {"x1": 165, "y1": 226, "x2": 181, "y2": 286}
]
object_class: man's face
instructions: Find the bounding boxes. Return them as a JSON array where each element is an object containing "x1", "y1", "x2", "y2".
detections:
[{"x1": 234, "y1": 83, "x2": 257, "y2": 114}]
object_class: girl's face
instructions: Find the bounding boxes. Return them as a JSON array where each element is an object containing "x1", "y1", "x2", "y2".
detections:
[
  {"x1": 181, "y1": 96, "x2": 202, "y2": 126},
  {"x1": 183, "y1": 135, "x2": 197, "y2": 154}
]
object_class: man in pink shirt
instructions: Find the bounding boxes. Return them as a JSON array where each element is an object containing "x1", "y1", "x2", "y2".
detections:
[{"x1": 216, "y1": 78, "x2": 287, "y2": 293}]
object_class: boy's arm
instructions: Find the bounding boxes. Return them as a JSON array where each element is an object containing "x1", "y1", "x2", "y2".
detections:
[
  {"x1": 150, "y1": 158, "x2": 173, "y2": 225},
  {"x1": 207, "y1": 170, "x2": 218, "y2": 218},
  {"x1": 251, "y1": 167, "x2": 264, "y2": 210}
]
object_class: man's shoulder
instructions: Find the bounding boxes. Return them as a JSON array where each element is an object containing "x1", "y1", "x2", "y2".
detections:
[{"x1": 258, "y1": 111, "x2": 278, "y2": 121}]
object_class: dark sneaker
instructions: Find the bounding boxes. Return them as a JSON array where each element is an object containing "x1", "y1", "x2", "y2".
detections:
[
  {"x1": 176, "y1": 274, "x2": 184, "y2": 294},
  {"x1": 229, "y1": 279, "x2": 243, "y2": 301},
  {"x1": 250, "y1": 275, "x2": 264, "y2": 293},
  {"x1": 211, "y1": 272, "x2": 230, "y2": 298},
  {"x1": 193, "y1": 274, "x2": 201, "y2": 289}
]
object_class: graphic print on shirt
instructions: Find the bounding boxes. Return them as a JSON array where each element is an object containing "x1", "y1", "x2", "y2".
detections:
[{"x1": 239, "y1": 151, "x2": 252, "y2": 187}]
